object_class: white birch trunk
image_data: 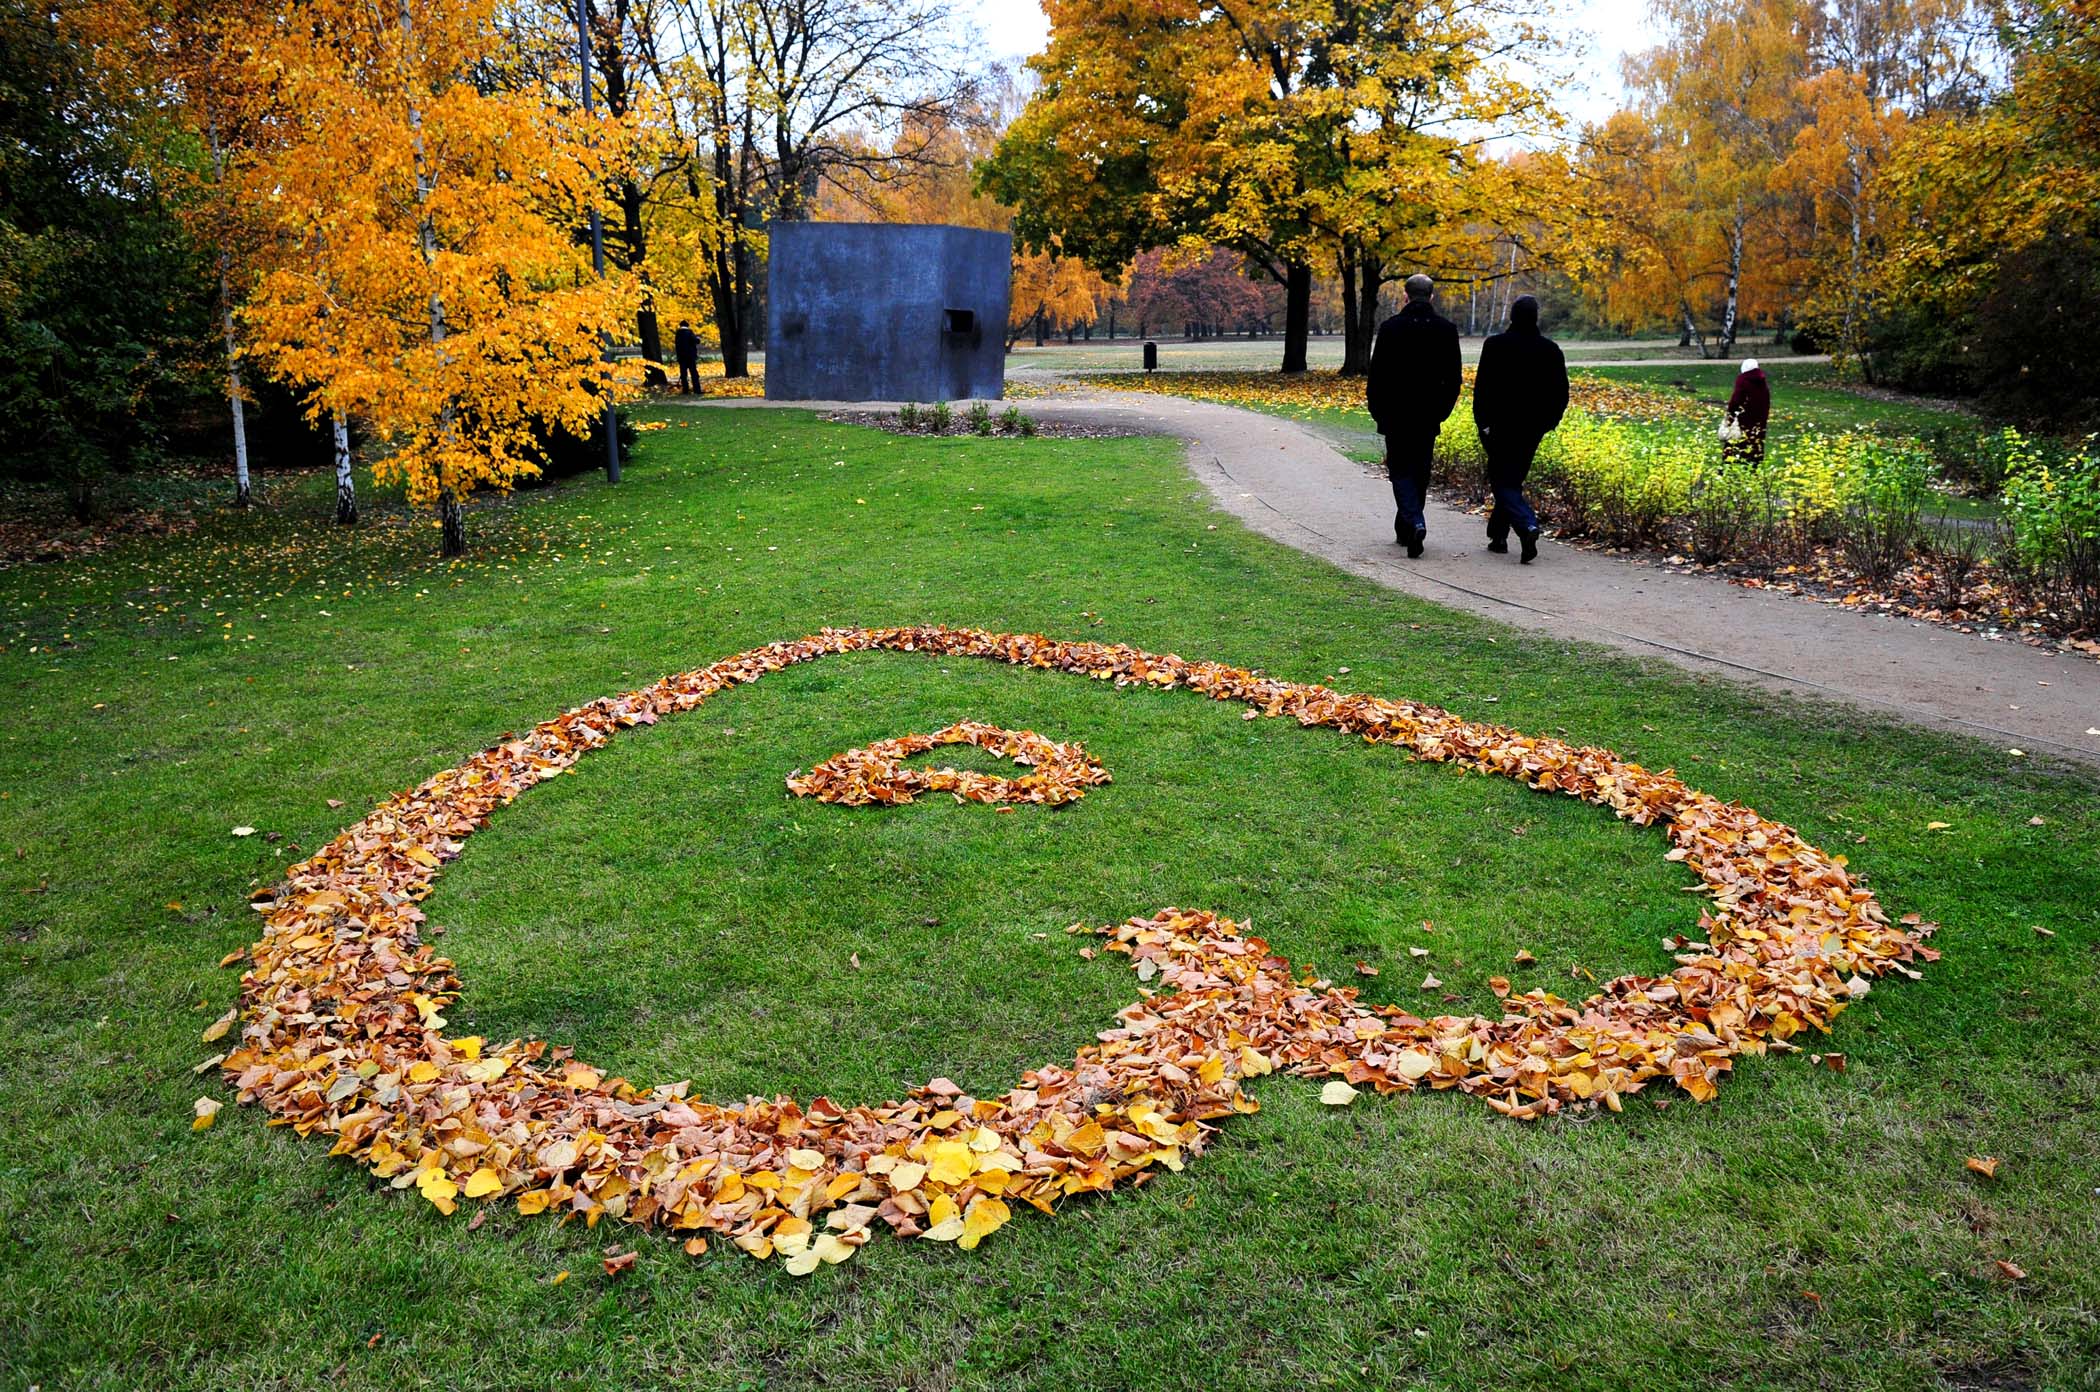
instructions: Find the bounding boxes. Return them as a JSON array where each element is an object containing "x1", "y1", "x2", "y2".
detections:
[
  {"x1": 400, "y1": 0, "x2": 462, "y2": 555},
  {"x1": 207, "y1": 122, "x2": 252, "y2": 506},
  {"x1": 333, "y1": 411, "x2": 356, "y2": 525},
  {"x1": 1720, "y1": 203, "x2": 1745, "y2": 357}
]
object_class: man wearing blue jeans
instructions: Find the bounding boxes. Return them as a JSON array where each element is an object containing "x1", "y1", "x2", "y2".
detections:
[
  {"x1": 1471, "y1": 295, "x2": 1568, "y2": 564},
  {"x1": 1365, "y1": 274, "x2": 1462, "y2": 559}
]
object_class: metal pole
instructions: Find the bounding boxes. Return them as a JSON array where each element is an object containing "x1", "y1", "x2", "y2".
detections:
[{"x1": 580, "y1": 0, "x2": 619, "y2": 483}]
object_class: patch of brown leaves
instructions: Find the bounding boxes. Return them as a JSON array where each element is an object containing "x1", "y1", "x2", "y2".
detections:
[
  {"x1": 217, "y1": 626, "x2": 1934, "y2": 1272},
  {"x1": 786, "y1": 721, "x2": 1111, "y2": 807}
]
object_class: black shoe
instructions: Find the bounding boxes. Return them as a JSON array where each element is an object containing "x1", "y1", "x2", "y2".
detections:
[
  {"x1": 1407, "y1": 531, "x2": 1425, "y2": 559},
  {"x1": 1486, "y1": 536, "x2": 1508, "y2": 554},
  {"x1": 1519, "y1": 530, "x2": 1540, "y2": 564}
]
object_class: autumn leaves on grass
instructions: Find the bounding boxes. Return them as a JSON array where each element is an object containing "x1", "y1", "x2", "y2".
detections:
[{"x1": 206, "y1": 626, "x2": 1936, "y2": 1276}]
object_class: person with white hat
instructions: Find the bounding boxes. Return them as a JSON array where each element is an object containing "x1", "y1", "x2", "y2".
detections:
[{"x1": 1722, "y1": 358, "x2": 1771, "y2": 463}]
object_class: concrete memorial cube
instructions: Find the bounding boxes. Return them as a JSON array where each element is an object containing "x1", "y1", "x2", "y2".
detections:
[{"x1": 764, "y1": 222, "x2": 1011, "y2": 403}]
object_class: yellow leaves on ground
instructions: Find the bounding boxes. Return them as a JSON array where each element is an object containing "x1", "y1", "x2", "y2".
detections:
[
  {"x1": 214, "y1": 625, "x2": 1934, "y2": 1276},
  {"x1": 191, "y1": 1096, "x2": 222, "y2": 1131}
]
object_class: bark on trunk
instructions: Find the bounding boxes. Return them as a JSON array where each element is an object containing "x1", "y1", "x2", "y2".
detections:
[
  {"x1": 1280, "y1": 261, "x2": 1310, "y2": 374},
  {"x1": 1338, "y1": 247, "x2": 1382, "y2": 377},
  {"x1": 208, "y1": 125, "x2": 251, "y2": 507},
  {"x1": 1719, "y1": 204, "x2": 1744, "y2": 358},
  {"x1": 439, "y1": 489, "x2": 465, "y2": 557},
  {"x1": 1338, "y1": 247, "x2": 1363, "y2": 376},
  {"x1": 403, "y1": 0, "x2": 461, "y2": 553},
  {"x1": 332, "y1": 411, "x2": 357, "y2": 525},
  {"x1": 224, "y1": 332, "x2": 251, "y2": 507}
]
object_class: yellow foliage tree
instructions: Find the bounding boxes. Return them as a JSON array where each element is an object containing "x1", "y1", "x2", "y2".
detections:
[{"x1": 226, "y1": 0, "x2": 638, "y2": 555}]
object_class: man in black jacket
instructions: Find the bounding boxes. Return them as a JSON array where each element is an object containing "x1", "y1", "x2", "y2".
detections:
[
  {"x1": 674, "y1": 321, "x2": 701, "y2": 394},
  {"x1": 1365, "y1": 274, "x2": 1462, "y2": 558},
  {"x1": 1471, "y1": 295, "x2": 1568, "y2": 564}
]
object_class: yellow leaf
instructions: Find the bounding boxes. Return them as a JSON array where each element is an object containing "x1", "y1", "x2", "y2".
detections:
[
  {"x1": 407, "y1": 1060, "x2": 441, "y2": 1084},
  {"x1": 923, "y1": 1193, "x2": 965, "y2": 1241},
  {"x1": 517, "y1": 1190, "x2": 553, "y2": 1216},
  {"x1": 1237, "y1": 1046, "x2": 1274, "y2": 1077},
  {"x1": 957, "y1": 1196, "x2": 1011, "y2": 1250},
  {"x1": 1320, "y1": 1080, "x2": 1359, "y2": 1106},
  {"x1": 201, "y1": 1010, "x2": 235, "y2": 1044},
  {"x1": 888, "y1": 1161, "x2": 927, "y2": 1191},
  {"x1": 417, "y1": 1169, "x2": 458, "y2": 1214},
  {"x1": 452, "y1": 1036, "x2": 484, "y2": 1061},
  {"x1": 464, "y1": 1167, "x2": 503, "y2": 1199},
  {"x1": 926, "y1": 1140, "x2": 974, "y2": 1187},
  {"x1": 191, "y1": 1096, "x2": 222, "y2": 1131}
]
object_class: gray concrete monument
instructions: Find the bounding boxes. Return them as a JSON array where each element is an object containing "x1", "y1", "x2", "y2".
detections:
[{"x1": 764, "y1": 222, "x2": 1011, "y2": 402}]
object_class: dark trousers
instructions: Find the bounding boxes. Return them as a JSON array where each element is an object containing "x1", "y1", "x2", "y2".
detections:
[
  {"x1": 677, "y1": 358, "x2": 700, "y2": 393},
  {"x1": 1384, "y1": 429, "x2": 1436, "y2": 541},
  {"x1": 1484, "y1": 432, "x2": 1542, "y2": 540}
]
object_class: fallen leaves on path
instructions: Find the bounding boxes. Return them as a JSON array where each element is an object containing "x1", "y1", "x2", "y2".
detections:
[{"x1": 214, "y1": 625, "x2": 1934, "y2": 1275}]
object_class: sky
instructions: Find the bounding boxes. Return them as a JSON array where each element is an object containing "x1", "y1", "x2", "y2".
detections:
[{"x1": 961, "y1": 0, "x2": 1660, "y2": 129}]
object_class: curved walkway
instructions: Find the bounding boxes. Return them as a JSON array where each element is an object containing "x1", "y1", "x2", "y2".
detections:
[{"x1": 693, "y1": 390, "x2": 2100, "y2": 765}]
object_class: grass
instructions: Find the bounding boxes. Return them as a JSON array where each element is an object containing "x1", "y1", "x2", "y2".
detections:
[
  {"x1": 5, "y1": 406, "x2": 2098, "y2": 1391},
  {"x1": 1585, "y1": 362, "x2": 1979, "y2": 441}
]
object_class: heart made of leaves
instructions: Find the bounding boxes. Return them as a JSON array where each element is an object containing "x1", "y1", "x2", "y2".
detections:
[{"x1": 215, "y1": 625, "x2": 1936, "y2": 1274}]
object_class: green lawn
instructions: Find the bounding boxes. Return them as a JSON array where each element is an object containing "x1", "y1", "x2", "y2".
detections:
[
  {"x1": 1585, "y1": 362, "x2": 1980, "y2": 441},
  {"x1": 5, "y1": 407, "x2": 2097, "y2": 1391}
]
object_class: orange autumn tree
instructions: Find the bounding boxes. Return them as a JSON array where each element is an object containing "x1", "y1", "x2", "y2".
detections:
[{"x1": 232, "y1": 0, "x2": 637, "y2": 555}]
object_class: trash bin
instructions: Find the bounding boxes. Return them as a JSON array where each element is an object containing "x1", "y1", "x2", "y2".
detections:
[{"x1": 1143, "y1": 340, "x2": 1158, "y2": 373}]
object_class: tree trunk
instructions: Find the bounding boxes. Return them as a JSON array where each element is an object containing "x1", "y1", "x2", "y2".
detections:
[
  {"x1": 332, "y1": 411, "x2": 357, "y2": 525},
  {"x1": 224, "y1": 331, "x2": 251, "y2": 507},
  {"x1": 207, "y1": 124, "x2": 251, "y2": 508},
  {"x1": 1280, "y1": 261, "x2": 1310, "y2": 374},
  {"x1": 1337, "y1": 247, "x2": 1363, "y2": 376},
  {"x1": 439, "y1": 489, "x2": 465, "y2": 557},
  {"x1": 1034, "y1": 308, "x2": 1046, "y2": 346},
  {"x1": 1339, "y1": 247, "x2": 1381, "y2": 377},
  {"x1": 1719, "y1": 204, "x2": 1745, "y2": 358},
  {"x1": 403, "y1": 0, "x2": 460, "y2": 553}
]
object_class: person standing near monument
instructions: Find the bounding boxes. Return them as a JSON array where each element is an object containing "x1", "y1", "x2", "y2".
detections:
[
  {"x1": 674, "y1": 320, "x2": 701, "y2": 394},
  {"x1": 1472, "y1": 295, "x2": 1569, "y2": 565},
  {"x1": 1366, "y1": 274, "x2": 1462, "y2": 558}
]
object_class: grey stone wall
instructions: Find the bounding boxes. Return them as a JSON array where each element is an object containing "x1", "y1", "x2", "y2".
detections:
[{"x1": 764, "y1": 222, "x2": 1011, "y2": 402}]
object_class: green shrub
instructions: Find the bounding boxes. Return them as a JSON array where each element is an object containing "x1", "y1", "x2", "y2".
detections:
[{"x1": 2000, "y1": 432, "x2": 2100, "y2": 629}]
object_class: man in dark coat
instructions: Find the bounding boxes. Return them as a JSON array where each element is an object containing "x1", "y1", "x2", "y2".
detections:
[
  {"x1": 1472, "y1": 294, "x2": 1568, "y2": 564},
  {"x1": 674, "y1": 320, "x2": 701, "y2": 394},
  {"x1": 1723, "y1": 357, "x2": 1770, "y2": 463},
  {"x1": 1366, "y1": 273, "x2": 1462, "y2": 558}
]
